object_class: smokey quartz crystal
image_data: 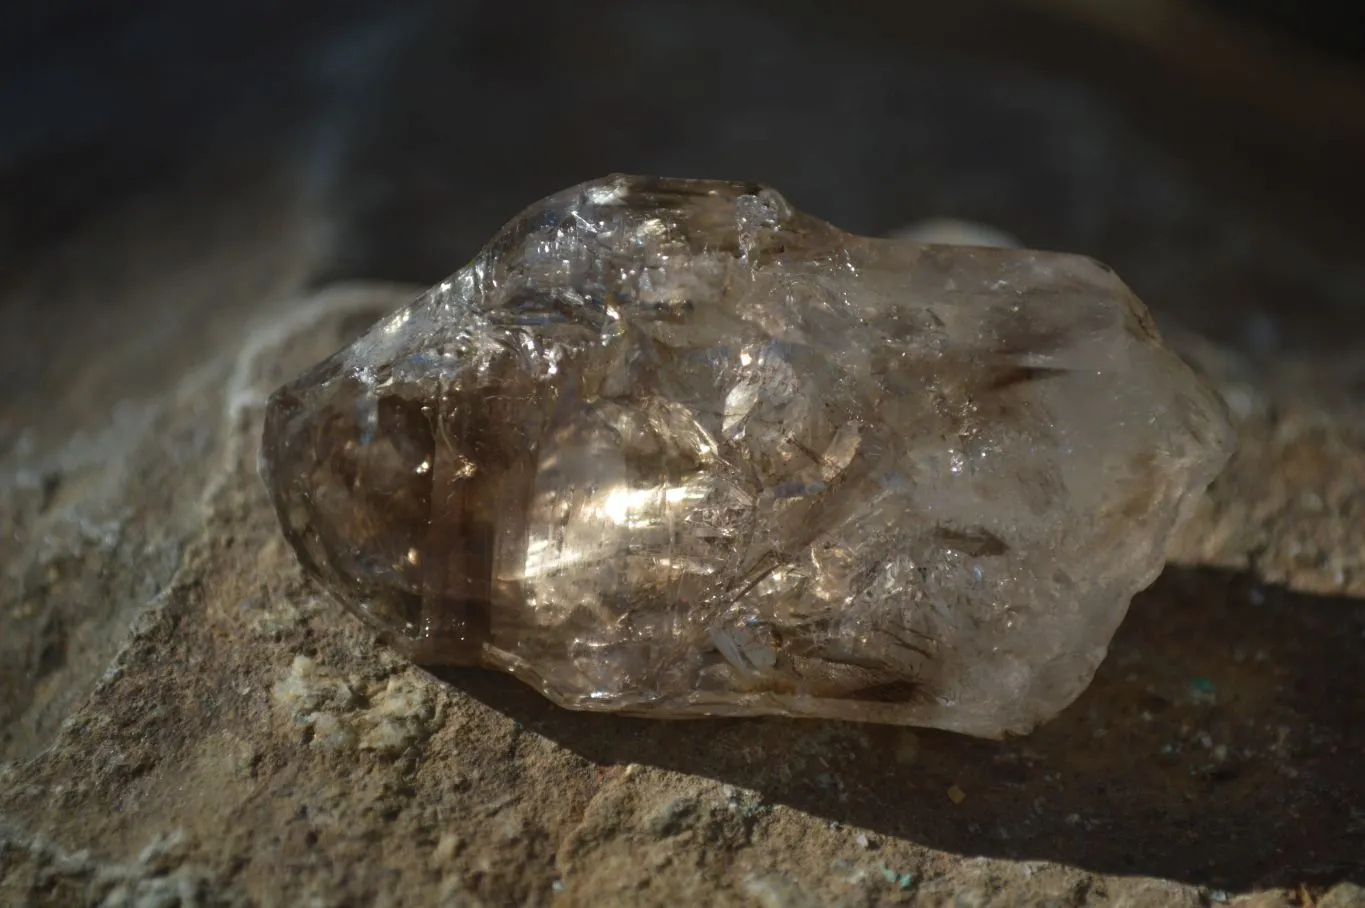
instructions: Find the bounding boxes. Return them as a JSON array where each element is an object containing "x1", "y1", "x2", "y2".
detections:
[{"x1": 261, "y1": 175, "x2": 1234, "y2": 737}]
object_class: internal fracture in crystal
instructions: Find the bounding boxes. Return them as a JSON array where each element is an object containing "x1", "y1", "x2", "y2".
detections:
[{"x1": 260, "y1": 175, "x2": 1234, "y2": 737}]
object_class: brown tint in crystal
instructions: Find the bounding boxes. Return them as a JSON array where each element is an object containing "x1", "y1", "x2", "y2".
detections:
[{"x1": 260, "y1": 175, "x2": 1234, "y2": 738}]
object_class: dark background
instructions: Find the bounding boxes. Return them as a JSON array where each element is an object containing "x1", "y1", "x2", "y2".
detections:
[{"x1": 2, "y1": 0, "x2": 1363, "y2": 342}]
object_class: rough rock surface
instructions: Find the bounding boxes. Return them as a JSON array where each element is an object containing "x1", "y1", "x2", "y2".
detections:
[{"x1": 3, "y1": 3, "x2": 1364, "y2": 906}]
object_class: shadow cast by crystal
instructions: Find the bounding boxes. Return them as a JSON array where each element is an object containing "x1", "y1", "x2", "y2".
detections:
[{"x1": 434, "y1": 566, "x2": 1365, "y2": 891}]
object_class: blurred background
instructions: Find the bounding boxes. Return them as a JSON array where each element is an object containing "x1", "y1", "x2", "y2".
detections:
[{"x1": 3, "y1": 0, "x2": 1364, "y2": 344}]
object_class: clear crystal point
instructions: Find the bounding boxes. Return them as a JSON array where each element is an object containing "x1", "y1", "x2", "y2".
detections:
[{"x1": 261, "y1": 175, "x2": 1234, "y2": 737}]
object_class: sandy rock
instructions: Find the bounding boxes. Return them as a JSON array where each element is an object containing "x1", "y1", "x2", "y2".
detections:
[{"x1": 3, "y1": 5, "x2": 1364, "y2": 905}]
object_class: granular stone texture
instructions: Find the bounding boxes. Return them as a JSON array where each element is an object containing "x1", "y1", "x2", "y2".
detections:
[
  {"x1": 261, "y1": 175, "x2": 1235, "y2": 737},
  {"x1": 4, "y1": 5, "x2": 1364, "y2": 905}
]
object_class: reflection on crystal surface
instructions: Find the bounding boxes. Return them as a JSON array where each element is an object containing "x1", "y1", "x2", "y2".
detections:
[{"x1": 260, "y1": 175, "x2": 1234, "y2": 737}]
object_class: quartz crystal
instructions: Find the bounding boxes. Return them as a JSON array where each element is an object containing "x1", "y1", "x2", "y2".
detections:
[{"x1": 261, "y1": 175, "x2": 1234, "y2": 737}]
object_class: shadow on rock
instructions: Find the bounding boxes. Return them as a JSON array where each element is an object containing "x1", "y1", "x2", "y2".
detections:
[{"x1": 436, "y1": 566, "x2": 1365, "y2": 891}]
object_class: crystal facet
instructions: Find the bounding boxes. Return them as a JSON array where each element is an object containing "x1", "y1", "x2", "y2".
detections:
[{"x1": 261, "y1": 175, "x2": 1234, "y2": 737}]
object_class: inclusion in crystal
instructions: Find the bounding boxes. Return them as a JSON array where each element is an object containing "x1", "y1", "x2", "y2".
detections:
[{"x1": 260, "y1": 175, "x2": 1234, "y2": 737}]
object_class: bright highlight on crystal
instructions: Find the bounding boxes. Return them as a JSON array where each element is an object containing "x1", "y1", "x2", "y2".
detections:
[{"x1": 261, "y1": 175, "x2": 1234, "y2": 737}]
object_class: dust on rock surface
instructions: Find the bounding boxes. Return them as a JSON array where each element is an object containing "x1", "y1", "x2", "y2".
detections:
[{"x1": 3, "y1": 2, "x2": 1365, "y2": 906}]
